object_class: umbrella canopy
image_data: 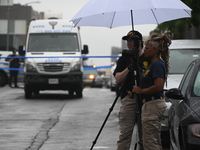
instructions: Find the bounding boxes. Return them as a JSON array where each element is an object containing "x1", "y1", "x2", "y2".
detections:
[{"x1": 71, "y1": 0, "x2": 192, "y2": 29}]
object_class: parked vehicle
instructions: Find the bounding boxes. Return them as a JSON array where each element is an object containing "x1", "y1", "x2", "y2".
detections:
[
  {"x1": 161, "y1": 39, "x2": 200, "y2": 132},
  {"x1": 110, "y1": 55, "x2": 121, "y2": 95},
  {"x1": 19, "y1": 19, "x2": 89, "y2": 99},
  {"x1": 165, "y1": 58, "x2": 200, "y2": 150},
  {"x1": 0, "y1": 51, "x2": 24, "y2": 86},
  {"x1": 83, "y1": 66, "x2": 103, "y2": 88},
  {"x1": 110, "y1": 62, "x2": 118, "y2": 91}
]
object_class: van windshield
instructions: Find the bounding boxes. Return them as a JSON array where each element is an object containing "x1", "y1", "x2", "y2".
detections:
[
  {"x1": 27, "y1": 33, "x2": 79, "y2": 52},
  {"x1": 83, "y1": 70, "x2": 98, "y2": 75},
  {"x1": 169, "y1": 49, "x2": 200, "y2": 74}
]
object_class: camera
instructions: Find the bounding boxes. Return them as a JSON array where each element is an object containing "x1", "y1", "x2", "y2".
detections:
[{"x1": 122, "y1": 48, "x2": 139, "y2": 58}]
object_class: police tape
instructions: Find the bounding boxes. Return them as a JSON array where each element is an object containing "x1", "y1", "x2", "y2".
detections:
[
  {"x1": 1, "y1": 66, "x2": 112, "y2": 71},
  {"x1": 0, "y1": 67, "x2": 23, "y2": 71},
  {"x1": 0, "y1": 55, "x2": 119, "y2": 71},
  {"x1": 83, "y1": 65, "x2": 112, "y2": 70},
  {"x1": 0, "y1": 55, "x2": 120, "y2": 59}
]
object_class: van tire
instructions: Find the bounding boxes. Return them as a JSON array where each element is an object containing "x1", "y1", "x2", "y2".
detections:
[
  {"x1": 69, "y1": 90, "x2": 74, "y2": 96},
  {"x1": 76, "y1": 90, "x2": 82, "y2": 98},
  {"x1": 25, "y1": 85, "x2": 32, "y2": 99},
  {"x1": 25, "y1": 90, "x2": 32, "y2": 99}
]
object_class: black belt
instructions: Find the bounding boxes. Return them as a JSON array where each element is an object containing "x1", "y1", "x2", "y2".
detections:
[{"x1": 142, "y1": 96, "x2": 163, "y2": 103}]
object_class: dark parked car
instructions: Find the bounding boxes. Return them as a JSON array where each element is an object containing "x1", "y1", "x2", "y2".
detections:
[
  {"x1": 161, "y1": 39, "x2": 200, "y2": 132},
  {"x1": 165, "y1": 58, "x2": 200, "y2": 150}
]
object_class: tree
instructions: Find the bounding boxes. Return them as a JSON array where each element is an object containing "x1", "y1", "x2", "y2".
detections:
[{"x1": 150, "y1": 0, "x2": 200, "y2": 39}]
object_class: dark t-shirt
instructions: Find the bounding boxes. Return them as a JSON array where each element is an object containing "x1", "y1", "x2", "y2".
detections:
[
  {"x1": 113, "y1": 54, "x2": 150, "y2": 97},
  {"x1": 6, "y1": 55, "x2": 20, "y2": 68},
  {"x1": 140, "y1": 59, "x2": 165, "y2": 100}
]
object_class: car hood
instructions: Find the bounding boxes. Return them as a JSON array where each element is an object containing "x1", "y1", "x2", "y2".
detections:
[{"x1": 180, "y1": 97, "x2": 200, "y2": 125}]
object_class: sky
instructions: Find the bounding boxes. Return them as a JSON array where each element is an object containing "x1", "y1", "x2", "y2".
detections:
[{"x1": 14, "y1": 0, "x2": 157, "y2": 66}]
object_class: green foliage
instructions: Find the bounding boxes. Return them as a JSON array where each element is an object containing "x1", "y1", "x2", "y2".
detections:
[{"x1": 151, "y1": 0, "x2": 200, "y2": 38}]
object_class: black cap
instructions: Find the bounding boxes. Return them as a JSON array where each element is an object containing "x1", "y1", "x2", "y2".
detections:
[{"x1": 122, "y1": 30, "x2": 143, "y2": 41}]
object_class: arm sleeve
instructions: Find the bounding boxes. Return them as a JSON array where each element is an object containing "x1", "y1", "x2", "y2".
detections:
[
  {"x1": 5, "y1": 55, "x2": 11, "y2": 61},
  {"x1": 152, "y1": 63, "x2": 165, "y2": 79},
  {"x1": 113, "y1": 57, "x2": 126, "y2": 76}
]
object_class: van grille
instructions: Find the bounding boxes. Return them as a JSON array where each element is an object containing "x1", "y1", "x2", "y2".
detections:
[{"x1": 37, "y1": 63, "x2": 70, "y2": 72}]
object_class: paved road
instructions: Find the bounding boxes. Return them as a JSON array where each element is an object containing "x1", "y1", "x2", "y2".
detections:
[{"x1": 0, "y1": 85, "x2": 169, "y2": 150}]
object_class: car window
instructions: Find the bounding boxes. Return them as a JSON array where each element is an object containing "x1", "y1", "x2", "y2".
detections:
[
  {"x1": 193, "y1": 70, "x2": 200, "y2": 96},
  {"x1": 169, "y1": 49, "x2": 200, "y2": 74},
  {"x1": 83, "y1": 69, "x2": 98, "y2": 75},
  {"x1": 179, "y1": 62, "x2": 195, "y2": 95}
]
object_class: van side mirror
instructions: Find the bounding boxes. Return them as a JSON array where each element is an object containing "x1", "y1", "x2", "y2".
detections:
[
  {"x1": 165, "y1": 88, "x2": 184, "y2": 100},
  {"x1": 82, "y1": 45, "x2": 89, "y2": 54},
  {"x1": 18, "y1": 45, "x2": 25, "y2": 56}
]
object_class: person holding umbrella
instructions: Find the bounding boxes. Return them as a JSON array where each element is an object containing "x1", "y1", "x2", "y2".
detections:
[
  {"x1": 133, "y1": 33, "x2": 171, "y2": 150},
  {"x1": 113, "y1": 30, "x2": 150, "y2": 150}
]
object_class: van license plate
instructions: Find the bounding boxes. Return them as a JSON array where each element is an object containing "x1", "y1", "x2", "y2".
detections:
[{"x1": 48, "y1": 78, "x2": 59, "y2": 84}]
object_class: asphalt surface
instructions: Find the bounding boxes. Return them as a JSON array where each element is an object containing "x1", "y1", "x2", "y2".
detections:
[{"x1": 0, "y1": 85, "x2": 169, "y2": 150}]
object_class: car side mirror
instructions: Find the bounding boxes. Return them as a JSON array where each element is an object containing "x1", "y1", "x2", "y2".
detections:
[
  {"x1": 18, "y1": 45, "x2": 25, "y2": 56},
  {"x1": 165, "y1": 88, "x2": 184, "y2": 100},
  {"x1": 82, "y1": 45, "x2": 89, "y2": 54}
]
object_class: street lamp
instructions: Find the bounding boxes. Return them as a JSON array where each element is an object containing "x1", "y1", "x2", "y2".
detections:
[{"x1": 6, "y1": 1, "x2": 40, "y2": 51}]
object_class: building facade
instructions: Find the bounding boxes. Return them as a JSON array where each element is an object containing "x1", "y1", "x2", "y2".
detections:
[{"x1": 0, "y1": 1, "x2": 40, "y2": 51}]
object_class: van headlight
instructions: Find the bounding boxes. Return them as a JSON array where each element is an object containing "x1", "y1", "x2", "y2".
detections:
[
  {"x1": 26, "y1": 61, "x2": 37, "y2": 72},
  {"x1": 189, "y1": 124, "x2": 200, "y2": 138},
  {"x1": 70, "y1": 61, "x2": 81, "y2": 71}
]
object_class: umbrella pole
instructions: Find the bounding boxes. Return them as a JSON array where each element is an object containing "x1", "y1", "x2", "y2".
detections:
[{"x1": 131, "y1": 10, "x2": 134, "y2": 30}]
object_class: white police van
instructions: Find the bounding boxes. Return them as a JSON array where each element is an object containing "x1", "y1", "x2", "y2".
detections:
[
  {"x1": 19, "y1": 19, "x2": 89, "y2": 99},
  {"x1": 0, "y1": 51, "x2": 24, "y2": 87}
]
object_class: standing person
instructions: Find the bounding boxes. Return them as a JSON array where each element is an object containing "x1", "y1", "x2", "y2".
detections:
[
  {"x1": 5, "y1": 49, "x2": 21, "y2": 88},
  {"x1": 113, "y1": 30, "x2": 150, "y2": 150},
  {"x1": 133, "y1": 33, "x2": 171, "y2": 150}
]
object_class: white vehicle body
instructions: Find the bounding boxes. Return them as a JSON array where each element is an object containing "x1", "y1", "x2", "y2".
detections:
[
  {"x1": 0, "y1": 51, "x2": 24, "y2": 86},
  {"x1": 21, "y1": 19, "x2": 88, "y2": 98}
]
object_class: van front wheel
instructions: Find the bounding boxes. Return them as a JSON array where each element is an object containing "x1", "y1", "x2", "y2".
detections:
[
  {"x1": 76, "y1": 90, "x2": 82, "y2": 98},
  {"x1": 25, "y1": 85, "x2": 32, "y2": 99}
]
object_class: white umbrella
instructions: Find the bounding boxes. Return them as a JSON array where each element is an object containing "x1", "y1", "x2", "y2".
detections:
[{"x1": 71, "y1": 0, "x2": 192, "y2": 29}]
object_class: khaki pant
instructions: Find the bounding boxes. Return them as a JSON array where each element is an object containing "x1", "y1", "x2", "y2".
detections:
[
  {"x1": 117, "y1": 95, "x2": 137, "y2": 150},
  {"x1": 141, "y1": 99, "x2": 166, "y2": 150}
]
